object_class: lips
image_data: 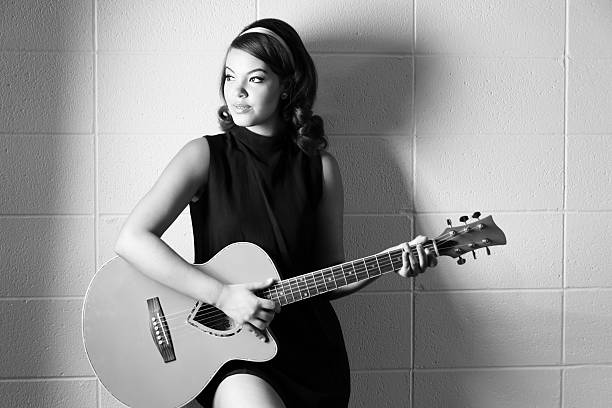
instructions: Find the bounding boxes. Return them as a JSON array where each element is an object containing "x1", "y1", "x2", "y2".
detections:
[{"x1": 232, "y1": 104, "x2": 252, "y2": 114}]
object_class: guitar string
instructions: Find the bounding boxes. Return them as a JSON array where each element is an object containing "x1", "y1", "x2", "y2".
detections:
[
  {"x1": 155, "y1": 240, "x2": 429, "y2": 327},
  {"x1": 154, "y1": 232, "x2": 470, "y2": 327},
  {"x1": 158, "y1": 255, "x2": 401, "y2": 334},
  {"x1": 155, "y1": 240, "x2": 488, "y2": 338},
  {"x1": 155, "y1": 233, "x2": 478, "y2": 332}
]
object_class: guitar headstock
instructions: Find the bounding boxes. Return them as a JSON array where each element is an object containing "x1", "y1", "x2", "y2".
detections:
[{"x1": 431, "y1": 212, "x2": 506, "y2": 264}]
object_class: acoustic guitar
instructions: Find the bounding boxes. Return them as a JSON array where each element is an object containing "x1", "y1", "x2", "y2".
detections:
[{"x1": 82, "y1": 213, "x2": 506, "y2": 408}]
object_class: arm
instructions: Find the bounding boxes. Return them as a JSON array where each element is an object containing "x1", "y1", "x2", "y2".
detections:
[
  {"x1": 312, "y1": 151, "x2": 379, "y2": 300},
  {"x1": 114, "y1": 137, "x2": 279, "y2": 336},
  {"x1": 114, "y1": 138, "x2": 224, "y2": 304}
]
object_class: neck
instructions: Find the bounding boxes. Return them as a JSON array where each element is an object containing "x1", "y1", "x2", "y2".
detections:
[{"x1": 257, "y1": 248, "x2": 405, "y2": 306}]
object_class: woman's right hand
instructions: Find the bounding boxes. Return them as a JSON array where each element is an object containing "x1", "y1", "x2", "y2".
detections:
[{"x1": 214, "y1": 278, "x2": 280, "y2": 341}]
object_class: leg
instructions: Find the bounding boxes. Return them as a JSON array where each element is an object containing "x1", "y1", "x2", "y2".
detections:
[{"x1": 212, "y1": 374, "x2": 287, "y2": 408}]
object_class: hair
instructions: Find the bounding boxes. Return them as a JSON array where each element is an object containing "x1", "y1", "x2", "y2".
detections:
[{"x1": 217, "y1": 18, "x2": 327, "y2": 154}]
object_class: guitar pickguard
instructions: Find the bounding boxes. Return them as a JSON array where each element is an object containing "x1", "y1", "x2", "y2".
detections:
[{"x1": 187, "y1": 301, "x2": 241, "y2": 337}]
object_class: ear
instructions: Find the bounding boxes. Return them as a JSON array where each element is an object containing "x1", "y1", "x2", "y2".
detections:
[{"x1": 280, "y1": 78, "x2": 292, "y2": 94}]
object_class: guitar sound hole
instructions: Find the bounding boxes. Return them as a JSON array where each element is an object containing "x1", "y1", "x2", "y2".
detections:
[{"x1": 190, "y1": 303, "x2": 236, "y2": 332}]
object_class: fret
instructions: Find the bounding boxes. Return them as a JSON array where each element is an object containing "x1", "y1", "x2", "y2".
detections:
[
  {"x1": 272, "y1": 283, "x2": 288, "y2": 306},
  {"x1": 305, "y1": 272, "x2": 319, "y2": 297},
  {"x1": 332, "y1": 265, "x2": 346, "y2": 287},
  {"x1": 364, "y1": 256, "x2": 380, "y2": 278},
  {"x1": 342, "y1": 263, "x2": 357, "y2": 284},
  {"x1": 323, "y1": 267, "x2": 338, "y2": 291},
  {"x1": 390, "y1": 249, "x2": 403, "y2": 271},
  {"x1": 353, "y1": 260, "x2": 368, "y2": 281},
  {"x1": 376, "y1": 253, "x2": 395, "y2": 274},
  {"x1": 282, "y1": 279, "x2": 296, "y2": 304},
  {"x1": 314, "y1": 270, "x2": 327, "y2": 294},
  {"x1": 288, "y1": 277, "x2": 302, "y2": 302},
  {"x1": 296, "y1": 275, "x2": 310, "y2": 299},
  {"x1": 362, "y1": 258, "x2": 371, "y2": 279}
]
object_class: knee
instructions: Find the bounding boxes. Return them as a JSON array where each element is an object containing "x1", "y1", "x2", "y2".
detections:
[{"x1": 213, "y1": 374, "x2": 286, "y2": 408}]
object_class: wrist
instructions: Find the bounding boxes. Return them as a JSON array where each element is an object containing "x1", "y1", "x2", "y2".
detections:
[{"x1": 211, "y1": 282, "x2": 228, "y2": 308}]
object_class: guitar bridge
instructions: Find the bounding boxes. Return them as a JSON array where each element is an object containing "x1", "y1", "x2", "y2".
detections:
[{"x1": 147, "y1": 297, "x2": 176, "y2": 363}]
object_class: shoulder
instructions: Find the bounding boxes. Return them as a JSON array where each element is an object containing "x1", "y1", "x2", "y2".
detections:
[
  {"x1": 320, "y1": 150, "x2": 342, "y2": 188},
  {"x1": 167, "y1": 137, "x2": 212, "y2": 184}
]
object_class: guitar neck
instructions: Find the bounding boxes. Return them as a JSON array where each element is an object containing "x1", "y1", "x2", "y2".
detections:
[{"x1": 258, "y1": 248, "x2": 405, "y2": 306}]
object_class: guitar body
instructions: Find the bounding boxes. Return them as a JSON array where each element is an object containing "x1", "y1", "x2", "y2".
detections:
[{"x1": 82, "y1": 242, "x2": 279, "y2": 408}]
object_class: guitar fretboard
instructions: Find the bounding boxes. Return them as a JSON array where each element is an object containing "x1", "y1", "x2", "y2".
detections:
[{"x1": 258, "y1": 248, "x2": 405, "y2": 306}]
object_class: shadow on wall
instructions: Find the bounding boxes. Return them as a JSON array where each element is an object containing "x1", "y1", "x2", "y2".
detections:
[
  {"x1": 303, "y1": 28, "x2": 508, "y2": 408},
  {"x1": 0, "y1": 0, "x2": 96, "y2": 402}
]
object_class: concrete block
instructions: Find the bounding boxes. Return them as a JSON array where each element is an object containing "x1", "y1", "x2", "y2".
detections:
[
  {"x1": 415, "y1": 213, "x2": 562, "y2": 290},
  {"x1": 333, "y1": 293, "x2": 411, "y2": 370},
  {"x1": 563, "y1": 367, "x2": 612, "y2": 408},
  {"x1": 0, "y1": 380, "x2": 96, "y2": 408},
  {"x1": 0, "y1": 0, "x2": 92, "y2": 51},
  {"x1": 565, "y1": 290, "x2": 612, "y2": 364},
  {"x1": 417, "y1": 0, "x2": 564, "y2": 57},
  {"x1": 569, "y1": 0, "x2": 612, "y2": 57},
  {"x1": 98, "y1": 134, "x2": 197, "y2": 214},
  {"x1": 414, "y1": 368, "x2": 561, "y2": 408},
  {"x1": 260, "y1": 0, "x2": 413, "y2": 53},
  {"x1": 0, "y1": 299, "x2": 93, "y2": 377},
  {"x1": 566, "y1": 135, "x2": 612, "y2": 210},
  {"x1": 566, "y1": 213, "x2": 612, "y2": 287},
  {"x1": 315, "y1": 55, "x2": 413, "y2": 135},
  {"x1": 329, "y1": 136, "x2": 412, "y2": 214},
  {"x1": 344, "y1": 215, "x2": 412, "y2": 292},
  {"x1": 98, "y1": 214, "x2": 194, "y2": 268},
  {"x1": 415, "y1": 291, "x2": 562, "y2": 367},
  {"x1": 415, "y1": 134, "x2": 564, "y2": 212},
  {"x1": 415, "y1": 57, "x2": 564, "y2": 135},
  {"x1": 349, "y1": 371, "x2": 410, "y2": 408},
  {"x1": 568, "y1": 59, "x2": 612, "y2": 134},
  {"x1": 97, "y1": 53, "x2": 224, "y2": 134},
  {"x1": 0, "y1": 135, "x2": 94, "y2": 214},
  {"x1": 98, "y1": 0, "x2": 254, "y2": 52},
  {"x1": 0, "y1": 52, "x2": 93, "y2": 133},
  {"x1": 0, "y1": 217, "x2": 94, "y2": 297}
]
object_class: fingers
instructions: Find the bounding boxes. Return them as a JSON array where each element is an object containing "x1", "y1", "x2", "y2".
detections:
[
  {"x1": 397, "y1": 236, "x2": 438, "y2": 278},
  {"x1": 246, "y1": 277, "x2": 276, "y2": 291},
  {"x1": 245, "y1": 322, "x2": 269, "y2": 342}
]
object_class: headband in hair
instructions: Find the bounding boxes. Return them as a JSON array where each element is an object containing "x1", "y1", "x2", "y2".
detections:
[{"x1": 239, "y1": 27, "x2": 295, "y2": 67}]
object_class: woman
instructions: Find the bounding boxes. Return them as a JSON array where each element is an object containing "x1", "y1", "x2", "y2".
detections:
[{"x1": 114, "y1": 18, "x2": 435, "y2": 408}]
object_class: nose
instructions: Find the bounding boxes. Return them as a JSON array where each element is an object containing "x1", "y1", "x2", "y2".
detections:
[{"x1": 229, "y1": 80, "x2": 248, "y2": 99}]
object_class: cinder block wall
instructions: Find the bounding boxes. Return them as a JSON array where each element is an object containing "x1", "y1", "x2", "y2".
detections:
[{"x1": 1, "y1": 1, "x2": 611, "y2": 407}]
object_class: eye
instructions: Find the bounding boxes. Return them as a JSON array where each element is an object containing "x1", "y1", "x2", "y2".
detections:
[
  {"x1": 224, "y1": 74, "x2": 234, "y2": 82},
  {"x1": 250, "y1": 76, "x2": 265, "y2": 83}
]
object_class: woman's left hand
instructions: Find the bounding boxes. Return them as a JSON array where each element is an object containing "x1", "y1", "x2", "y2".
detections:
[{"x1": 390, "y1": 235, "x2": 438, "y2": 277}]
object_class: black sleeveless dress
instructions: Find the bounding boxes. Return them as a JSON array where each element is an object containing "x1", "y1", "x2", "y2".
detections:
[{"x1": 191, "y1": 125, "x2": 351, "y2": 407}]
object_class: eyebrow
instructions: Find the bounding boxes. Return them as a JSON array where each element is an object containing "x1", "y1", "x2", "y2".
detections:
[{"x1": 225, "y1": 67, "x2": 268, "y2": 75}]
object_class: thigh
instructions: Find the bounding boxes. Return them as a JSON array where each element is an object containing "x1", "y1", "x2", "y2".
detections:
[{"x1": 212, "y1": 373, "x2": 286, "y2": 408}]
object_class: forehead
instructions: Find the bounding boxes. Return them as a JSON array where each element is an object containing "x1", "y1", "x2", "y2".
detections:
[{"x1": 225, "y1": 48, "x2": 269, "y2": 73}]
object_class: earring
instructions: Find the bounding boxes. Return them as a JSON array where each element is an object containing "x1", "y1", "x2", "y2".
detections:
[{"x1": 281, "y1": 92, "x2": 288, "y2": 100}]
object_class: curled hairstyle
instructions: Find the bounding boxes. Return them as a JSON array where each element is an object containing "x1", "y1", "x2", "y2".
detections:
[{"x1": 218, "y1": 18, "x2": 327, "y2": 154}]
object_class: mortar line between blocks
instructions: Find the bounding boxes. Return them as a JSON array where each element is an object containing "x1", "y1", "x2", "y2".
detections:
[
  {"x1": 93, "y1": 0, "x2": 100, "y2": 273},
  {"x1": 93, "y1": 1, "x2": 101, "y2": 403},
  {"x1": 411, "y1": 1, "x2": 418, "y2": 407},
  {"x1": 561, "y1": 1, "x2": 569, "y2": 406}
]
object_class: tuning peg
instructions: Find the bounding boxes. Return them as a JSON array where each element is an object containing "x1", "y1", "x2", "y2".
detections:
[
  {"x1": 457, "y1": 256, "x2": 466, "y2": 265},
  {"x1": 459, "y1": 215, "x2": 469, "y2": 224},
  {"x1": 472, "y1": 250, "x2": 477, "y2": 259},
  {"x1": 447, "y1": 219, "x2": 453, "y2": 227},
  {"x1": 472, "y1": 211, "x2": 481, "y2": 220},
  {"x1": 486, "y1": 247, "x2": 491, "y2": 256}
]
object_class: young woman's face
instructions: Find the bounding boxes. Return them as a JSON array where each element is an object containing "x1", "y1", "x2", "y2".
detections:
[{"x1": 223, "y1": 48, "x2": 285, "y2": 136}]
